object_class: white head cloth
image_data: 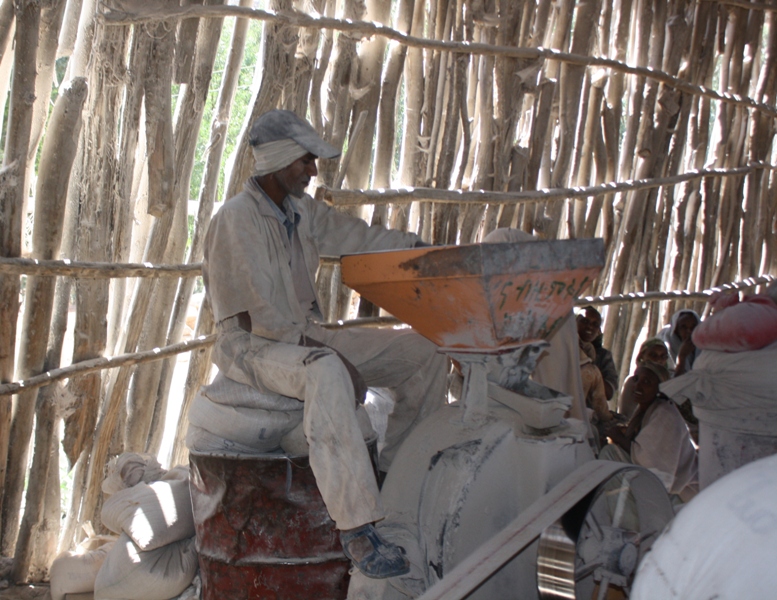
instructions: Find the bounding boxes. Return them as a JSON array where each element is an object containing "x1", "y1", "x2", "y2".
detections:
[{"x1": 252, "y1": 139, "x2": 309, "y2": 176}]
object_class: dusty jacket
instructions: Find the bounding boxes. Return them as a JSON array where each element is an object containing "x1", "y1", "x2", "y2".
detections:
[{"x1": 203, "y1": 178, "x2": 420, "y2": 343}]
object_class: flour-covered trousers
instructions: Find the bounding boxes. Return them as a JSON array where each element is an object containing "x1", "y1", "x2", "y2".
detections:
[{"x1": 212, "y1": 324, "x2": 448, "y2": 530}]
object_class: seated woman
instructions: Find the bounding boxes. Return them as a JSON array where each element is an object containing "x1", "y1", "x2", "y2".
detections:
[
  {"x1": 601, "y1": 362, "x2": 699, "y2": 505},
  {"x1": 617, "y1": 338, "x2": 669, "y2": 418},
  {"x1": 658, "y1": 309, "x2": 701, "y2": 375}
]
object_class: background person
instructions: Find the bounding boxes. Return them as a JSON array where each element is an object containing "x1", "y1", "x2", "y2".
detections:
[
  {"x1": 658, "y1": 309, "x2": 701, "y2": 375},
  {"x1": 617, "y1": 337, "x2": 669, "y2": 418},
  {"x1": 577, "y1": 306, "x2": 619, "y2": 401},
  {"x1": 601, "y1": 362, "x2": 699, "y2": 505}
]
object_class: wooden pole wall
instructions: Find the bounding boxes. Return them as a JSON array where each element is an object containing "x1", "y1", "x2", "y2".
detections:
[{"x1": 0, "y1": 0, "x2": 775, "y2": 581}]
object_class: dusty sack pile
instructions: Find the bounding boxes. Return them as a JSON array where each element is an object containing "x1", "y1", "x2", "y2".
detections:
[{"x1": 49, "y1": 453, "x2": 200, "y2": 600}]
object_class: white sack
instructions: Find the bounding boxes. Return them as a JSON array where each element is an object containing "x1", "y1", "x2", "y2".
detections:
[
  {"x1": 631, "y1": 453, "x2": 777, "y2": 600},
  {"x1": 102, "y1": 452, "x2": 167, "y2": 496},
  {"x1": 187, "y1": 389, "x2": 303, "y2": 452},
  {"x1": 661, "y1": 341, "x2": 777, "y2": 435},
  {"x1": 102, "y1": 478, "x2": 195, "y2": 551},
  {"x1": 186, "y1": 405, "x2": 375, "y2": 457},
  {"x1": 162, "y1": 465, "x2": 191, "y2": 481},
  {"x1": 171, "y1": 573, "x2": 201, "y2": 600},
  {"x1": 201, "y1": 371, "x2": 303, "y2": 411},
  {"x1": 185, "y1": 422, "x2": 276, "y2": 455},
  {"x1": 50, "y1": 538, "x2": 116, "y2": 600},
  {"x1": 95, "y1": 533, "x2": 198, "y2": 600}
]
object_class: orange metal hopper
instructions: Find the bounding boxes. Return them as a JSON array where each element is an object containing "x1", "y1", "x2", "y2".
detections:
[{"x1": 340, "y1": 239, "x2": 605, "y2": 350}]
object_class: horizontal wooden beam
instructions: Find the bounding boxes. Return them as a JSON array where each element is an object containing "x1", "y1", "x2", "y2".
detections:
[
  {"x1": 708, "y1": 0, "x2": 777, "y2": 12},
  {"x1": 101, "y1": 5, "x2": 777, "y2": 117},
  {"x1": 578, "y1": 274, "x2": 776, "y2": 306},
  {"x1": 0, "y1": 257, "x2": 203, "y2": 278},
  {"x1": 0, "y1": 256, "x2": 343, "y2": 278},
  {"x1": 317, "y1": 163, "x2": 774, "y2": 206},
  {"x1": 0, "y1": 334, "x2": 217, "y2": 397},
  {"x1": 0, "y1": 274, "x2": 770, "y2": 397}
]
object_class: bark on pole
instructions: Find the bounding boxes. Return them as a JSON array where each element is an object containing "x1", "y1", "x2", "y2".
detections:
[
  {"x1": 224, "y1": 0, "x2": 297, "y2": 201},
  {"x1": 0, "y1": 0, "x2": 41, "y2": 553},
  {"x1": 27, "y1": 0, "x2": 67, "y2": 166},
  {"x1": 343, "y1": 0, "x2": 390, "y2": 191},
  {"x1": 309, "y1": 0, "x2": 335, "y2": 135},
  {"x1": 397, "y1": 0, "x2": 424, "y2": 190},
  {"x1": 62, "y1": 14, "x2": 128, "y2": 477},
  {"x1": 0, "y1": 0, "x2": 13, "y2": 61},
  {"x1": 11, "y1": 77, "x2": 87, "y2": 583},
  {"x1": 11, "y1": 391, "x2": 56, "y2": 583},
  {"x1": 81, "y1": 5, "x2": 178, "y2": 529},
  {"x1": 105, "y1": 25, "x2": 153, "y2": 355},
  {"x1": 371, "y1": 0, "x2": 413, "y2": 192},
  {"x1": 170, "y1": 296, "x2": 214, "y2": 467},
  {"x1": 157, "y1": 0, "x2": 252, "y2": 459},
  {"x1": 56, "y1": 0, "x2": 83, "y2": 58},
  {"x1": 0, "y1": 0, "x2": 15, "y2": 131},
  {"x1": 128, "y1": 0, "x2": 225, "y2": 455}
]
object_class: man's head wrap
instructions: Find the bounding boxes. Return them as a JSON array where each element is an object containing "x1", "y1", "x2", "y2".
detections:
[{"x1": 248, "y1": 109, "x2": 340, "y2": 176}]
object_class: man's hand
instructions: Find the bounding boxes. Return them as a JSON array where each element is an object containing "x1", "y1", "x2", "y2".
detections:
[{"x1": 300, "y1": 335, "x2": 367, "y2": 404}]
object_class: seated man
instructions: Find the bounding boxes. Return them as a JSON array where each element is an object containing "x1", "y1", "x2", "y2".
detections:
[
  {"x1": 577, "y1": 306, "x2": 619, "y2": 401},
  {"x1": 601, "y1": 362, "x2": 699, "y2": 505},
  {"x1": 202, "y1": 109, "x2": 448, "y2": 579}
]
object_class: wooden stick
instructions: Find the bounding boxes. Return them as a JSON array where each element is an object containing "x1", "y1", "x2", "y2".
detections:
[
  {"x1": 101, "y1": 5, "x2": 777, "y2": 117},
  {"x1": 0, "y1": 257, "x2": 203, "y2": 278},
  {"x1": 0, "y1": 335, "x2": 216, "y2": 398},
  {"x1": 0, "y1": 255, "x2": 340, "y2": 277},
  {"x1": 316, "y1": 163, "x2": 776, "y2": 206},
  {"x1": 0, "y1": 272, "x2": 771, "y2": 399},
  {"x1": 578, "y1": 274, "x2": 776, "y2": 306},
  {"x1": 704, "y1": 0, "x2": 777, "y2": 12}
]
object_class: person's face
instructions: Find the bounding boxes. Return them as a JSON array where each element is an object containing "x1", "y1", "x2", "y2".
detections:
[
  {"x1": 633, "y1": 366, "x2": 660, "y2": 408},
  {"x1": 274, "y1": 152, "x2": 318, "y2": 198},
  {"x1": 577, "y1": 310, "x2": 602, "y2": 343},
  {"x1": 640, "y1": 344, "x2": 668, "y2": 367},
  {"x1": 675, "y1": 313, "x2": 699, "y2": 342}
]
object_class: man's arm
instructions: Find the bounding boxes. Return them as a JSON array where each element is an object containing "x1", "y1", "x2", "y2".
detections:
[{"x1": 303, "y1": 194, "x2": 421, "y2": 256}]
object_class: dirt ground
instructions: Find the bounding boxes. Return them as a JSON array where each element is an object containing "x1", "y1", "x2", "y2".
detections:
[
  {"x1": 0, "y1": 584, "x2": 50, "y2": 600},
  {"x1": 0, "y1": 559, "x2": 50, "y2": 600}
]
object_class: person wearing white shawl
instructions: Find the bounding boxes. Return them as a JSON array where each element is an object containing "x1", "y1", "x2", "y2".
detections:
[
  {"x1": 601, "y1": 362, "x2": 699, "y2": 504},
  {"x1": 202, "y1": 110, "x2": 448, "y2": 579}
]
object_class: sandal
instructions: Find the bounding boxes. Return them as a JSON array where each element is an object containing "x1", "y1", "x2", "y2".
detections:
[{"x1": 340, "y1": 524, "x2": 410, "y2": 579}]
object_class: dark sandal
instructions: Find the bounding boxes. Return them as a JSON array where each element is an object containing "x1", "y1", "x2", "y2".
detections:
[{"x1": 340, "y1": 524, "x2": 410, "y2": 579}]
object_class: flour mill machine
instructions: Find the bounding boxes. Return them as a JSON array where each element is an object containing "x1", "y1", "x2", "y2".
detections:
[{"x1": 340, "y1": 239, "x2": 674, "y2": 600}]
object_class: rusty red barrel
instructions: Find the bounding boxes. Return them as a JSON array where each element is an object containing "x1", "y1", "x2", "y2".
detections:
[{"x1": 189, "y1": 450, "x2": 350, "y2": 600}]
